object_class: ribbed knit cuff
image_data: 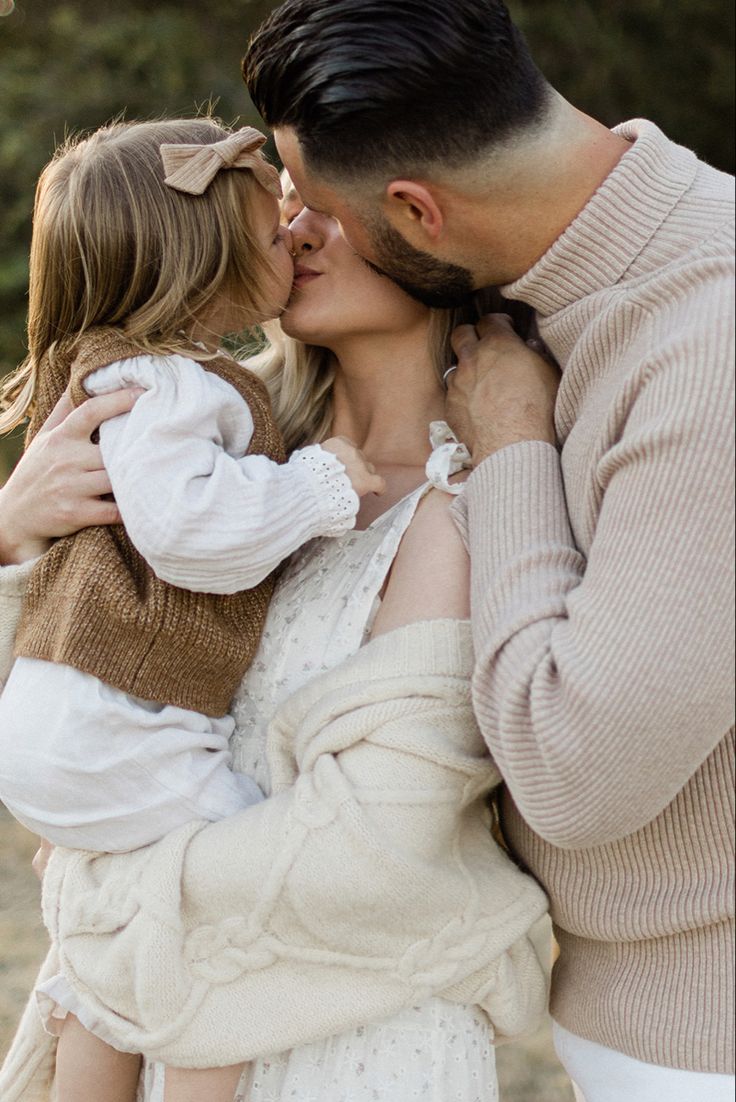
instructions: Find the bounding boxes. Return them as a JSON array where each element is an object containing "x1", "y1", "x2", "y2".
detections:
[
  {"x1": 464, "y1": 440, "x2": 575, "y2": 570},
  {"x1": 288, "y1": 445, "x2": 360, "y2": 537}
]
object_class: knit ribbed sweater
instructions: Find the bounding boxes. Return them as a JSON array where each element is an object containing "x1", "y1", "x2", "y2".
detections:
[{"x1": 454, "y1": 119, "x2": 735, "y2": 1073}]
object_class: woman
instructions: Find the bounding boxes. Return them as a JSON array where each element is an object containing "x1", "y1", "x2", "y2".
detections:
[{"x1": 0, "y1": 190, "x2": 550, "y2": 1102}]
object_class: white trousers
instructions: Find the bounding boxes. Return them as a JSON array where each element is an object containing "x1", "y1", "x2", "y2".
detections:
[{"x1": 554, "y1": 1022, "x2": 736, "y2": 1102}]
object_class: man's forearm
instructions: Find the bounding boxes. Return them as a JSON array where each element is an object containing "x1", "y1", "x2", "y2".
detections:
[{"x1": 462, "y1": 434, "x2": 734, "y2": 850}]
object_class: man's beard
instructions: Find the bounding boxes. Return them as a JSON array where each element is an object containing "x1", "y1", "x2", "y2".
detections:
[{"x1": 364, "y1": 215, "x2": 476, "y2": 309}]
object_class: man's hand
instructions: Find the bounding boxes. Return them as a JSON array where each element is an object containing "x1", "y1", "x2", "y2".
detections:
[{"x1": 445, "y1": 314, "x2": 560, "y2": 465}]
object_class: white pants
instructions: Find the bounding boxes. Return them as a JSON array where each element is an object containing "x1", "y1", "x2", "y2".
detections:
[{"x1": 554, "y1": 1022, "x2": 736, "y2": 1102}]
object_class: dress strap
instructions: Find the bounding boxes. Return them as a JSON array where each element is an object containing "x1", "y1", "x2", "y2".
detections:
[{"x1": 425, "y1": 421, "x2": 472, "y2": 495}]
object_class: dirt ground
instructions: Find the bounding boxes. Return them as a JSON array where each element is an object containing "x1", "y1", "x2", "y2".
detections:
[{"x1": 1, "y1": 807, "x2": 574, "y2": 1100}]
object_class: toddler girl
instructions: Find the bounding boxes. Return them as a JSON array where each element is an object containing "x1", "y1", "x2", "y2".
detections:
[{"x1": 0, "y1": 118, "x2": 381, "y2": 1102}]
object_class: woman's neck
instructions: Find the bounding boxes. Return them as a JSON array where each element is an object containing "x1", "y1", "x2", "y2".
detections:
[
  {"x1": 327, "y1": 327, "x2": 446, "y2": 471},
  {"x1": 326, "y1": 325, "x2": 447, "y2": 529}
]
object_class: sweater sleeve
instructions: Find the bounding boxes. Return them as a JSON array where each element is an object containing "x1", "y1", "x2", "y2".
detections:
[
  {"x1": 457, "y1": 317, "x2": 735, "y2": 849},
  {"x1": 42, "y1": 621, "x2": 548, "y2": 1067},
  {"x1": 0, "y1": 559, "x2": 35, "y2": 690},
  {"x1": 87, "y1": 356, "x2": 358, "y2": 594}
]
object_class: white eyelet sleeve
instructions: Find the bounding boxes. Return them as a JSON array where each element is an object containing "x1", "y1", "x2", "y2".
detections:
[
  {"x1": 287, "y1": 445, "x2": 359, "y2": 536},
  {"x1": 84, "y1": 356, "x2": 360, "y2": 594}
]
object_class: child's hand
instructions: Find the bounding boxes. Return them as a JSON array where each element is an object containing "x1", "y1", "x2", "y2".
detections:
[{"x1": 322, "y1": 436, "x2": 386, "y2": 497}]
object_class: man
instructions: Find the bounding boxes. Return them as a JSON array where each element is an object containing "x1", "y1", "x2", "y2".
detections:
[{"x1": 244, "y1": 2, "x2": 735, "y2": 1098}]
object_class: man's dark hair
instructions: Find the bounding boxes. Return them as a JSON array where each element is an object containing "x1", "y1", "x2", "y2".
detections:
[{"x1": 244, "y1": 0, "x2": 550, "y2": 180}]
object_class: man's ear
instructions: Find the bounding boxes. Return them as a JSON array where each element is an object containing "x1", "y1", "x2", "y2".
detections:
[{"x1": 384, "y1": 180, "x2": 444, "y2": 240}]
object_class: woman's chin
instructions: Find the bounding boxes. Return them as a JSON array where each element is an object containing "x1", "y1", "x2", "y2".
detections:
[{"x1": 280, "y1": 308, "x2": 327, "y2": 345}]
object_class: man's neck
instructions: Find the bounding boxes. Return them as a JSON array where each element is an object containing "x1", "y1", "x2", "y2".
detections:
[{"x1": 442, "y1": 103, "x2": 633, "y2": 286}]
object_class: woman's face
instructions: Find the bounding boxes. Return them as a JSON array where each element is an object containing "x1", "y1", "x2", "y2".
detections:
[{"x1": 280, "y1": 189, "x2": 431, "y2": 348}]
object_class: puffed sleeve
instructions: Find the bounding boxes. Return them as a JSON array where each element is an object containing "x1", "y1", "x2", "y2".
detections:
[{"x1": 86, "y1": 356, "x2": 358, "y2": 594}]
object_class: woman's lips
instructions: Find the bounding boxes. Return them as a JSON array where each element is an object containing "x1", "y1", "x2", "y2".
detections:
[{"x1": 292, "y1": 265, "x2": 322, "y2": 290}]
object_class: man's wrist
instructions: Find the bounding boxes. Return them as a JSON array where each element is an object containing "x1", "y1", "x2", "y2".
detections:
[{"x1": 471, "y1": 430, "x2": 557, "y2": 467}]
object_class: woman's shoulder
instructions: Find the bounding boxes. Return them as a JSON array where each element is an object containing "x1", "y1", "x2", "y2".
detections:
[{"x1": 370, "y1": 482, "x2": 470, "y2": 639}]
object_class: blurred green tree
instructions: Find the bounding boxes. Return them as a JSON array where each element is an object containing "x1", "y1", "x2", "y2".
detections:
[{"x1": 1, "y1": 0, "x2": 733, "y2": 478}]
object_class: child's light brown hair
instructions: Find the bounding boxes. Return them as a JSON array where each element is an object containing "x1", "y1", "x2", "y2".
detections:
[{"x1": 0, "y1": 117, "x2": 282, "y2": 432}]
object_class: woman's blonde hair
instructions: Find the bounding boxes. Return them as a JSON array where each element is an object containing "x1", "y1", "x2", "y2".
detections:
[{"x1": 0, "y1": 117, "x2": 281, "y2": 433}]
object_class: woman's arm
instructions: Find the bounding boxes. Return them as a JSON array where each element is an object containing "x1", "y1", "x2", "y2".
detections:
[{"x1": 0, "y1": 388, "x2": 140, "y2": 565}]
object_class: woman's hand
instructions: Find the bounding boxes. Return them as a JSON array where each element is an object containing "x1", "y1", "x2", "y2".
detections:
[
  {"x1": 445, "y1": 314, "x2": 560, "y2": 465},
  {"x1": 0, "y1": 388, "x2": 143, "y2": 565}
]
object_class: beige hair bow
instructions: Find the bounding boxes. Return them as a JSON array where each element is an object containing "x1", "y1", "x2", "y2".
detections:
[{"x1": 160, "y1": 126, "x2": 282, "y2": 197}]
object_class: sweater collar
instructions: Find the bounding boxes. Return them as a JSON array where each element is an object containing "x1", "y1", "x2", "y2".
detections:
[{"x1": 502, "y1": 119, "x2": 699, "y2": 317}]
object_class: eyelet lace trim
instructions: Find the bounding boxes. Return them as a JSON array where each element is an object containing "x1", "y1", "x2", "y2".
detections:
[{"x1": 289, "y1": 445, "x2": 360, "y2": 536}]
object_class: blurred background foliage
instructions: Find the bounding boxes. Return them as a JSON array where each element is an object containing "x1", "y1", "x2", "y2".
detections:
[{"x1": 1, "y1": 0, "x2": 734, "y2": 478}]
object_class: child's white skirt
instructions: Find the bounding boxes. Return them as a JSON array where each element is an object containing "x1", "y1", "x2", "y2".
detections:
[{"x1": 0, "y1": 656, "x2": 261, "y2": 851}]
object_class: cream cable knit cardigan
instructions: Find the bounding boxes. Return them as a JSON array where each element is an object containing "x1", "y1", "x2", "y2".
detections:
[{"x1": 0, "y1": 591, "x2": 548, "y2": 1093}]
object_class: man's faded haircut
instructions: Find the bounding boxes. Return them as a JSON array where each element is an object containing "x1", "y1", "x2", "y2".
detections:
[{"x1": 243, "y1": 0, "x2": 551, "y2": 182}]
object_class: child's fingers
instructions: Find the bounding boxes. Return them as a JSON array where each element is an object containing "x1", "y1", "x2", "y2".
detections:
[
  {"x1": 367, "y1": 473, "x2": 387, "y2": 496},
  {"x1": 32, "y1": 838, "x2": 54, "y2": 881}
]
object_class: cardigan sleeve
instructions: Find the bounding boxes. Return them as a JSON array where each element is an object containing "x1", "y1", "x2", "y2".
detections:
[
  {"x1": 42, "y1": 620, "x2": 548, "y2": 1068},
  {"x1": 455, "y1": 302, "x2": 735, "y2": 849},
  {"x1": 86, "y1": 356, "x2": 358, "y2": 594},
  {"x1": 0, "y1": 559, "x2": 35, "y2": 690}
]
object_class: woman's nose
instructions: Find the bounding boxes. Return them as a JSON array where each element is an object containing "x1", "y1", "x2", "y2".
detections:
[{"x1": 289, "y1": 208, "x2": 325, "y2": 256}]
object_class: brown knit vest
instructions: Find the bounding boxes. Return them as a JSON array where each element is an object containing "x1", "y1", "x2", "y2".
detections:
[{"x1": 14, "y1": 328, "x2": 286, "y2": 716}]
